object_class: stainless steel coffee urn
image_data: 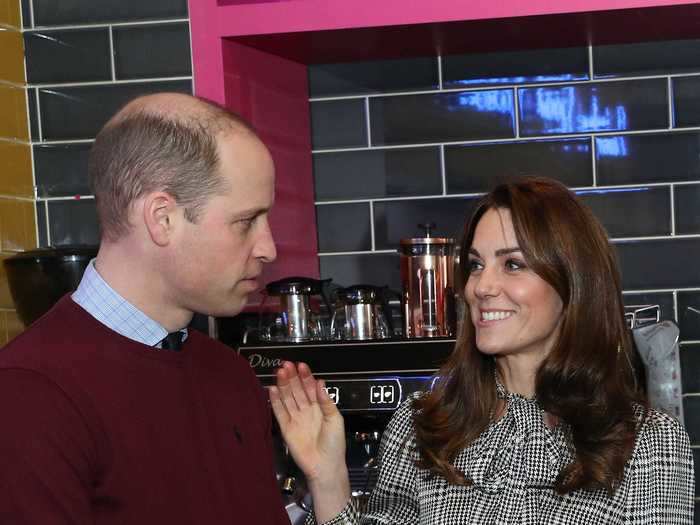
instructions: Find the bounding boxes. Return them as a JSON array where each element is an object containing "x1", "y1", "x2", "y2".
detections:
[
  {"x1": 262, "y1": 277, "x2": 331, "y2": 342},
  {"x1": 400, "y1": 223, "x2": 456, "y2": 338},
  {"x1": 331, "y1": 285, "x2": 391, "y2": 341}
]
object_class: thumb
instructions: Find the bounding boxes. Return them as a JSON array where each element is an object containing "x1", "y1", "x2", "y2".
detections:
[{"x1": 317, "y1": 379, "x2": 339, "y2": 418}]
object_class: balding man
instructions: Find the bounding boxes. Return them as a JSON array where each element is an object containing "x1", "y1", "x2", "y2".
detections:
[{"x1": 0, "y1": 93, "x2": 290, "y2": 524}]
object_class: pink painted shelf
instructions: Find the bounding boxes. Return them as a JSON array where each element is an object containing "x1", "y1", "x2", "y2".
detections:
[
  {"x1": 188, "y1": 0, "x2": 700, "y2": 301},
  {"x1": 197, "y1": 0, "x2": 698, "y2": 37}
]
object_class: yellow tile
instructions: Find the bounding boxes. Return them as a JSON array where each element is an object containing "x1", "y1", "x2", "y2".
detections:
[
  {"x1": 0, "y1": 28, "x2": 24, "y2": 84},
  {"x1": 21, "y1": 198, "x2": 36, "y2": 248},
  {"x1": 0, "y1": 311, "x2": 7, "y2": 346},
  {"x1": 0, "y1": 0, "x2": 21, "y2": 29},
  {"x1": 5, "y1": 308, "x2": 24, "y2": 339},
  {"x1": 0, "y1": 253, "x2": 13, "y2": 309},
  {"x1": 0, "y1": 197, "x2": 35, "y2": 252},
  {"x1": 0, "y1": 83, "x2": 27, "y2": 140},
  {"x1": 0, "y1": 141, "x2": 32, "y2": 197}
]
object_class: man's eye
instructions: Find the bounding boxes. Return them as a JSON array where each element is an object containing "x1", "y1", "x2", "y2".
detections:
[{"x1": 237, "y1": 217, "x2": 256, "y2": 231}]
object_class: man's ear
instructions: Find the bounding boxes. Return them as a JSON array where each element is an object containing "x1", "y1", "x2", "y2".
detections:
[{"x1": 143, "y1": 191, "x2": 178, "y2": 247}]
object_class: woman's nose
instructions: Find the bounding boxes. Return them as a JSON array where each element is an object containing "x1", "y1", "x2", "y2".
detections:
[{"x1": 473, "y1": 266, "x2": 500, "y2": 298}]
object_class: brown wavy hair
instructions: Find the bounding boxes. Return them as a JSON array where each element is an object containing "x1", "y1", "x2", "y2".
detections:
[{"x1": 413, "y1": 176, "x2": 644, "y2": 494}]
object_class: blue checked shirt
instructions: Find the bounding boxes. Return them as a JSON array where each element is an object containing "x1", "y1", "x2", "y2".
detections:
[{"x1": 72, "y1": 260, "x2": 187, "y2": 349}]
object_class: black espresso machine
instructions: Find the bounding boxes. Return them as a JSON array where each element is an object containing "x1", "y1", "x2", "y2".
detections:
[{"x1": 216, "y1": 314, "x2": 455, "y2": 523}]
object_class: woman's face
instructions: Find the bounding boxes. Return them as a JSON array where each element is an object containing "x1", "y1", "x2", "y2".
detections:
[{"x1": 465, "y1": 207, "x2": 564, "y2": 359}]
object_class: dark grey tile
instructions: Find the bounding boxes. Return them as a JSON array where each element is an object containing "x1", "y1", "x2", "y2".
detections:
[
  {"x1": 442, "y1": 46, "x2": 588, "y2": 89},
  {"x1": 594, "y1": 39, "x2": 700, "y2": 79},
  {"x1": 445, "y1": 138, "x2": 592, "y2": 194},
  {"x1": 311, "y1": 99, "x2": 367, "y2": 150},
  {"x1": 596, "y1": 132, "x2": 700, "y2": 186},
  {"x1": 681, "y1": 344, "x2": 700, "y2": 393},
  {"x1": 370, "y1": 89, "x2": 515, "y2": 146},
  {"x1": 47, "y1": 199, "x2": 100, "y2": 246},
  {"x1": 24, "y1": 29, "x2": 111, "y2": 84},
  {"x1": 319, "y1": 253, "x2": 400, "y2": 290},
  {"x1": 309, "y1": 57, "x2": 438, "y2": 98},
  {"x1": 33, "y1": 0, "x2": 187, "y2": 26},
  {"x1": 373, "y1": 196, "x2": 479, "y2": 251},
  {"x1": 36, "y1": 200, "x2": 48, "y2": 247},
  {"x1": 623, "y1": 292, "x2": 675, "y2": 324},
  {"x1": 39, "y1": 80, "x2": 192, "y2": 140},
  {"x1": 27, "y1": 88, "x2": 40, "y2": 141},
  {"x1": 678, "y1": 291, "x2": 700, "y2": 342},
  {"x1": 20, "y1": 0, "x2": 31, "y2": 28},
  {"x1": 34, "y1": 143, "x2": 92, "y2": 198},
  {"x1": 316, "y1": 203, "x2": 371, "y2": 253},
  {"x1": 673, "y1": 76, "x2": 700, "y2": 128},
  {"x1": 519, "y1": 79, "x2": 668, "y2": 136},
  {"x1": 675, "y1": 184, "x2": 700, "y2": 235},
  {"x1": 576, "y1": 186, "x2": 670, "y2": 238},
  {"x1": 313, "y1": 147, "x2": 441, "y2": 201},
  {"x1": 113, "y1": 22, "x2": 191, "y2": 80},
  {"x1": 682, "y1": 396, "x2": 700, "y2": 444},
  {"x1": 614, "y1": 238, "x2": 700, "y2": 290}
]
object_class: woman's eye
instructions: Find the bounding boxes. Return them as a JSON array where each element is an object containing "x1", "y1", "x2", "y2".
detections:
[
  {"x1": 505, "y1": 258, "x2": 526, "y2": 271},
  {"x1": 467, "y1": 259, "x2": 483, "y2": 273}
]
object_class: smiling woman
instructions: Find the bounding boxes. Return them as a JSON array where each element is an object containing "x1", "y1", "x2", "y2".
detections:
[{"x1": 270, "y1": 176, "x2": 694, "y2": 525}]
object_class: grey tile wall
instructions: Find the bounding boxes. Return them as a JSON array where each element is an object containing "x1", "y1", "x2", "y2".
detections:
[
  {"x1": 23, "y1": 0, "x2": 192, "y2": 247},
  {"x1": 309, "y1": 42, "x2": 700, "y2": 467}
]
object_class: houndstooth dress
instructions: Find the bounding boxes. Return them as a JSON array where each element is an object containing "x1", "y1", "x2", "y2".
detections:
[{"x1": 307, "y1": 382, "x2": 694, "y2": 525}]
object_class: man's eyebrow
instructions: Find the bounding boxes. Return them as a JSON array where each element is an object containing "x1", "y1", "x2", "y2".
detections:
[{"x1": 233, "y1": 207, "x2": 269, "y2": 218}]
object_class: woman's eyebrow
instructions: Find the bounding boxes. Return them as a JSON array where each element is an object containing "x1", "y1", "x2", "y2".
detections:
[
  {"x1": 495, "y1": 247, "x2": 521, "y2": 256},
  {"x1": 468, "y1": 247, "x2": 521, "y2": 257}
]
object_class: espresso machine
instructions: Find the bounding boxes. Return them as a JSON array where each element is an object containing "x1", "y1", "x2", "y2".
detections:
[{"x1": 236, "y1": 337, "x2": 454, "y2": 522}]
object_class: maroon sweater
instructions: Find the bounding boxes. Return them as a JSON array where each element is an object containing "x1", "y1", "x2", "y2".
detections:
[{"x1": 0, "y1": 296, "x2": 290, "y2": 525}]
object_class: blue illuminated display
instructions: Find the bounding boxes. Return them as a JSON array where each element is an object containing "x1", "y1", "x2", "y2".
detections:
[
  {"x1": 519, "y1": 86, "x2": 631, "y2": 134},
  {"x1": 596, "y1": 136, "x2": 630, "y2": 158},
  {"x1": 451, "y1": 73, "x2": 584, "y2": 86},
  {"x1": 444, "y1": 89, "x2": 514, "y2": 116}
]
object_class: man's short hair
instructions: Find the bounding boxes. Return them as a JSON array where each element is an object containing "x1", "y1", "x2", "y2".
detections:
[{"x1": 88, "y1": 97, "x2": 254, "y2": 242}]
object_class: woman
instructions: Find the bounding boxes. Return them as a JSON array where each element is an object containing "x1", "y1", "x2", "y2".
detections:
[{"x1": 270, "y1": 177, "x2": 694, "y2": 524}]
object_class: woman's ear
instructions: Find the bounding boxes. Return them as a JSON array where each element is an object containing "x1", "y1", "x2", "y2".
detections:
[{"x1": 143, "y1": 191, "x2": 177, "y2": 247}]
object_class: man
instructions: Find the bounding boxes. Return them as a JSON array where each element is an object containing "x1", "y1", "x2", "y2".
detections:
[{"x1": 0, "y1": 93, "x2": 290, "y2": 524}]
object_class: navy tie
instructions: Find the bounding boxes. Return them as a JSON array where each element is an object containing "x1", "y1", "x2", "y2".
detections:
[{"x1": 160, "y1": 331, "x2": 183, "y2": 351}]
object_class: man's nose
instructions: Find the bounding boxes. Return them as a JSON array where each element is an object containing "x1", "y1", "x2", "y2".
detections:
[{"x1": 255, "y1": 218, "x2": 277, "y2": 263}]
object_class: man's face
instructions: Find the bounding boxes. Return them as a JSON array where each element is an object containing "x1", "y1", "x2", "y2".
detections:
[{"x1": 168, "y1": 131, "x2": 277, "y2": 317}]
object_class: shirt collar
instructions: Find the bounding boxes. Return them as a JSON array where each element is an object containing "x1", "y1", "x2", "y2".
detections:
[{"x1": 72, "y1": 259, "x2": 188, "y2": 347}]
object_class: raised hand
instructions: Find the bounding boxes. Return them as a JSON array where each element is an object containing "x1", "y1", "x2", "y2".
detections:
[{"x1": 269, "y1": 361, "x2": 351, "y2": 522}]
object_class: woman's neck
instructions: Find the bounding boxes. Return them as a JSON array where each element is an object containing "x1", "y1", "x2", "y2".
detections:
[{"x1": 495, "y1": 353, "x2": 543, "y2": 399}]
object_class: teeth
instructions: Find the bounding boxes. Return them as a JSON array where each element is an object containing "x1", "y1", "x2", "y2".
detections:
[{"x1": 481, "y1": 311, "x2": 512, "y2": 321}]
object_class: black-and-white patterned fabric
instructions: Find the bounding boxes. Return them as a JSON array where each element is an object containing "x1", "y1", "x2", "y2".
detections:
[{"x1": 307, "y1": 382, "x2": 694, "y2": 524}]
